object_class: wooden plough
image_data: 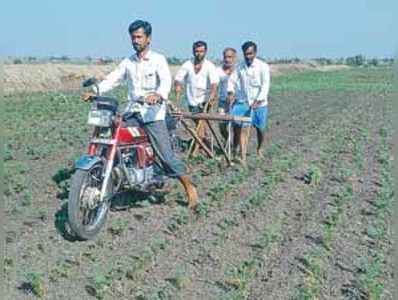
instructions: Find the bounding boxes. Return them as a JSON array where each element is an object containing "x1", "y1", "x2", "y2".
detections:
[{"x1": 168, "y1": 103, "x2": 251, "y2": 165}]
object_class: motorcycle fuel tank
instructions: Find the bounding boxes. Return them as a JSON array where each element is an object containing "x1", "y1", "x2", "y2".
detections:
[{"x1": 118, "y1": 126, "x2": 148, "y2": 144}]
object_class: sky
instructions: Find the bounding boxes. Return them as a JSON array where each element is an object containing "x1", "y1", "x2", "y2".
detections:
[{"x1": 0, "y1": 0, "x2": 396, "y2": 60}]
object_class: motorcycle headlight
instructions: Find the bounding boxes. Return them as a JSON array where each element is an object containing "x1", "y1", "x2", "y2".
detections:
[{"x1": 87, "y1": 109, "x2": 113, "y2": 127}]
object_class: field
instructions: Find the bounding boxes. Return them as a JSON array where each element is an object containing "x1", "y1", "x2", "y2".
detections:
[{"x1": 2, "y1": 66, "x2": 394, "y2": 299}]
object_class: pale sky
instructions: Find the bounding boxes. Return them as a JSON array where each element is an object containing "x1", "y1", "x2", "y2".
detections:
[{"x1": 1, "y1": 0, "x2": 395, "y2": 59}]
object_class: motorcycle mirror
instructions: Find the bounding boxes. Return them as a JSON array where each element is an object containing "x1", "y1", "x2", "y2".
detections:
[{"x1": 82, "y1": 77, "x2": 98, "y2": 88}]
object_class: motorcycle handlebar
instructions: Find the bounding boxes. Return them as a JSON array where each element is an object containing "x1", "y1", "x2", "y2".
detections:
[
  {"x1": 134, "y1": 96, "x2": 164, "y2": 105},
  {"x1": 85, "y1": 95, "x2": 163, "y2": 105}
]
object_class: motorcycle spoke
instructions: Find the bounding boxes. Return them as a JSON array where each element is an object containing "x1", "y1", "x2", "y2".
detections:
[{"x1": 73, "y1": 162, "x2": 113, "y2": 233}]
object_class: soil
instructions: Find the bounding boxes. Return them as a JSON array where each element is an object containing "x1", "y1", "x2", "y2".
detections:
[{"x1": 3, "y1": 68, "x2": 393, "y2": 300}]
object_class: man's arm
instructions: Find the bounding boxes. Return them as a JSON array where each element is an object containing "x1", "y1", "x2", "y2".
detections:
[
  {"x1": 81, "y1": 60, "x2": 127, "y2": 101},
  {"x1": 254, "y1": 63, "x2": 271, "y2": 107},
  {"x1": 226, "y1": 91, "x2": 236, "y2": 108},
  {"x1": 207, "y1": 64, "x2": 220, "y2": 107},
  {"x1": 174, "y1": 63, "x2": 188, "y2": 103},
  {"x1": 144, "y1": 56, "x2": 172, "y2": 105},
  {"x1": 98, "y1": 59, "x2": 128, "y2": 94},
  {"x1": 151, "y1": 55, "x2": 172, "y2": 103},
  {"x1": 226, "y1": 72, "x2": 237, "y2": 106},
  {"x1": 174, "y1": 81, "x2": 184, "y2": 103},
  {"x1": 208, "y1": 83, "x2": 218, "y2": 107}
]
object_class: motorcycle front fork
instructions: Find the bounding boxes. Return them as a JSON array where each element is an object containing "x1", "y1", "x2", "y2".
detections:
[{"x1": 99, "y1": 144, "x2": 117, "y2": 202}]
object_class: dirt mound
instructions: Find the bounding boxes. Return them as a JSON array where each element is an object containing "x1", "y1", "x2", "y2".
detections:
[
  {"x1": 1, "y1": 63, "x2": 347, "y2": 95},
  {"x1": 270, "y1": 63, "x2": 349, "y2": 76},
  {"x1": 2, "y1": 63, "x2": 117, "y2": 95}
]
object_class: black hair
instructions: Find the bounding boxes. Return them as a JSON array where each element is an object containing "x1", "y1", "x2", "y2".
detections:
[
  {"x1": 241, "y1": 41, "x2": 257, "y2": 53},
  {"x1": 193, "y1": 40, "x2": 208, "y2": 51},
  {"x1": 128, "y1": 20, "x2": 152, "y2": 36}
]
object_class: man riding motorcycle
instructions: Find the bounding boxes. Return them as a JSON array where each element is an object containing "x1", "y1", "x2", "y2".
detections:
[{"x1": 82, "y1": 19, "x2": 198, "y2": 209}]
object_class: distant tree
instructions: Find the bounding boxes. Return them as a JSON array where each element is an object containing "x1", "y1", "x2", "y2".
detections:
[
  {"x1": 60, "y1": 55, "x2": 70, "y2": 61},
  {"x1": 346, "y1": 55, "x2": 365, "y2": 66},
  {"x1": 382, "y1": 57, "x2": 394, "y2": 65},
  {"x1": 336, "y1": 57, "x2": 345, "y2": 65},
  {"x1": 167, "y1": 56, "x2": 182, "y2": 65},
  {"x1": 272, "y1": 58, "x2": 291, "y2": 64},
  {"x1": 316, "y1": 57, "x2": 335, "y2": 65},
  {"x1": 293, "y1": 57, "x2": 301, "y2": 63},
  {"x1": 368, "y1": 58, "x2": 379, "y2": 66},
  {"x1": 97, "y1": 57, "x2": 114, "y2": 65},
  {"x1": 214, "y1": 58, "x2": 223, "y2": 66},
  {"x1": 13, "y1": 58, "x2": 23, "y2": 64}
]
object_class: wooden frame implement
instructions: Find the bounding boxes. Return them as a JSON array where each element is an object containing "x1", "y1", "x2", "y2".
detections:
[{"x1": 168, "y1": 103, "x2": 251, "y2": 166}]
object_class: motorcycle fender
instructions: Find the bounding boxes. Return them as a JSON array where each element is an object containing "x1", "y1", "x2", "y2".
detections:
[{"x1": 75, "y1": 155, "x2": 102, "y2": 170}]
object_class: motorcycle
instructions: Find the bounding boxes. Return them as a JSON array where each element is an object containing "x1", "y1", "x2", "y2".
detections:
[{"x1": 68, "y1": 78, "x2": 175, "y2": 240}]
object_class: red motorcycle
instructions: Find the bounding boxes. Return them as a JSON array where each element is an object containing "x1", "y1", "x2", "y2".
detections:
[{"x1": 68, "y1": 78, "x2": 173, "y2": 240}]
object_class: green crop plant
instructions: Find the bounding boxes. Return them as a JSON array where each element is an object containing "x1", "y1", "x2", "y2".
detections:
[
  {"x1": 223, "y1": 260, "x2": 257, "y2": 299},
  {"x1": 304, "y1": 164, "x2": 322, "y2": 186},
  {"x1": 24, "y1": 272, "x2": 46, "y2": 298}
]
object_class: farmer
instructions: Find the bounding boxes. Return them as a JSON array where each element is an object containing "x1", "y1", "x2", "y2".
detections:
[
  {"x1": 174, "y1": 41, "x2": 219, "y2": 154},
  {"x1": 81, "y1": 20, "x2": 199, "y2": 209},
  {"x1": 174, "y1": 40, "x2": 219, "y2": 113},
  {"x1": 227, "y1": 41, "x2": 271, "y2": 166},
  {"x1": 216, "y1": 47, "x2": 238, "y2": 141}
]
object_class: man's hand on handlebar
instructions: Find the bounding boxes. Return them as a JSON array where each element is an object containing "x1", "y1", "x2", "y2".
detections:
[{"x1": 81, "y1": 91, "x2": 96, "y2": 102}]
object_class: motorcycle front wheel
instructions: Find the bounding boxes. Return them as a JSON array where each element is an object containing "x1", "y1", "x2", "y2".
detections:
[{"x1": 68, "y1": 163, "x2": 113, "y2": 240}]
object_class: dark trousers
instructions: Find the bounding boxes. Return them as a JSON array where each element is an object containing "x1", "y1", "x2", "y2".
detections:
[
  {"x1": 143, "y1": 120, "x2": 186, "y2": 177},
  {"x1": 188, "y1": 104, "x2": 206, "y2": 127},
  {"x1": 124, "y1": 113, "x2": 185, "y2": 177}
]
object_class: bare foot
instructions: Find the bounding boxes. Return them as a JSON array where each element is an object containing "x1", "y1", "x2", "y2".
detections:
[{"x1": 234, "y1": 158, "x2": 248, "y2": 168}]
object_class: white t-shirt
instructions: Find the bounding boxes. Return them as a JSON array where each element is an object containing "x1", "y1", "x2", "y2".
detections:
[
  {"x1": 216, "y1": 66, "x2": 236, "y2": 104},
  {"x1": 228, "y1": 58, "x2": 270, "y2": 107},
  {"x1": 175, "y1": 59, "x2": 219, "y2": 107}
]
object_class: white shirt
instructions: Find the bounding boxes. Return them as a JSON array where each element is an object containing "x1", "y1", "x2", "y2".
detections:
[
  {"x1": 228, "y1": 58, "x2": 270, "y2": 107},
  {"x1": 216, "y1": 66, "x2": 236, "y2": 104},
  {"x1": 97, "y1": 50, "x2": 172, "y2": 123},
  {"x1": 175, "y1": 59, "x2": 219, "y2": 107}
]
